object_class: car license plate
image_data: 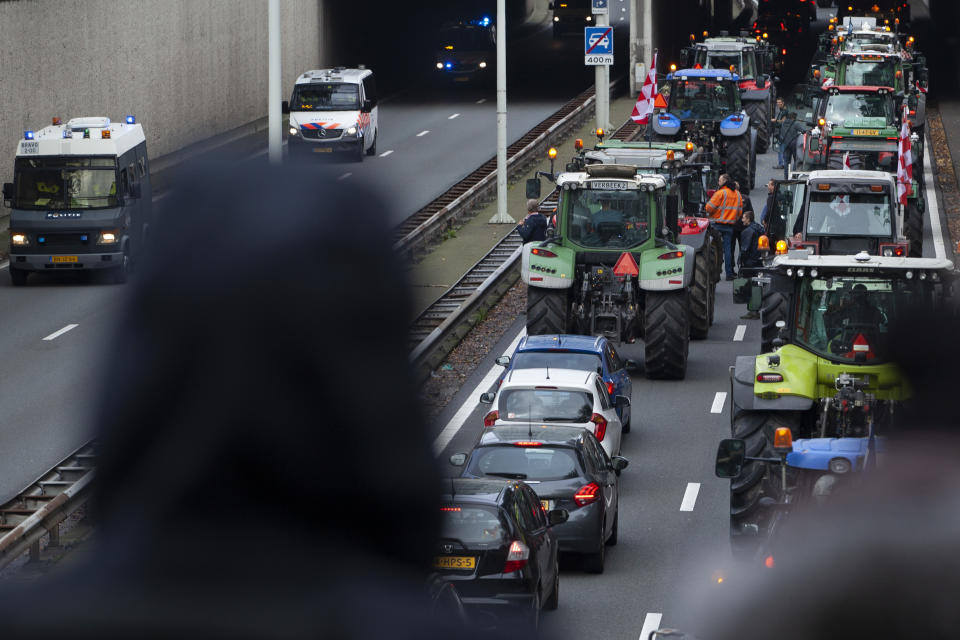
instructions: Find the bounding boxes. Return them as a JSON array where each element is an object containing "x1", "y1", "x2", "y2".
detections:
[
  {"x1": 51, "y1": 256, "x2": 78, "y2": 263},
  {"x1": 852, "y1": 129, "x2": 880, "y2": 136},
  {"x1": 540, "y1": 499, "x2": 553, "y2": 511},
  {"x1": 453, "y1": 76, "x2": 470, "y2": 82},
  {"x1": 433, "y1": 555, "x2": 476, "y2": 570},
  {"x1": 312, "y1": 147, "x2": 333, "y2": 153}
]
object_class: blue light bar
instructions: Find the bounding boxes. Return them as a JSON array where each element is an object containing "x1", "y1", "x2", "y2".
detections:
[
  {"x1": 481, "y1": 16, "x2": 491, "y2": 26},
  {"x1": 125, "y1": 115, "x2": 136, "y2": 124},
  {"x1": 445, "y1": 62, "x2": 453, "y2": 69},
  {"x1": 23, "y1": 131, "x2": 34, "y2": 140}
]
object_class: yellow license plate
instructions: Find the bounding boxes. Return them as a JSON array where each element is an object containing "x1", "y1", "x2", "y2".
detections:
[
  {"x1": 540, "y1": 500, "x2": 552, "y2": 511},
  {"x1": 433, "y1": 555, "x2": 476, "y2": 570},
  {"x1": 852, "y1": 129, "x2": 880, "y2": 136},
  {"x1": 312, "y1": 147, "x2": 333, "y2": 153},
  {"x1": 51, "y1": 256, "x2": 78, "y2": 263}
]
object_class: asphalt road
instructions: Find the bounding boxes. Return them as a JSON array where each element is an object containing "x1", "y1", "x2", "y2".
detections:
[{"x1": 0, "y1": 13, "x2": 631, "y2": 505}]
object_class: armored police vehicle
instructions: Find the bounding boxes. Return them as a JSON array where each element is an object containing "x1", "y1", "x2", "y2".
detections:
[{"x1": 3, "y1": 116, "x2": 152, "y2": 286}]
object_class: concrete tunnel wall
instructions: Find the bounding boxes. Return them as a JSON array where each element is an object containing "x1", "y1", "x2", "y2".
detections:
[{"x1": 0, "y1": 0, "x2": 328, "y2": 187}]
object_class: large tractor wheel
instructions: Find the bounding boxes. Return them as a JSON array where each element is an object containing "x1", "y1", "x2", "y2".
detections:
[
  {"x1": 527, "y1": 286, "x2": 570, "y2": 335},
  {"x1": 690, "y1": 250, "x2": 713, "y2": 340},
  {"x1": 726, "y1": 135, "x2": 751, "y2": 192},
  {"x1": 760, "y1": 287, "x2": 787, "y2": 354},
  {"x1": 729, "y1": 408, "x2": 802, "y2": 561},
  {"x1": 744, "y1": 101, "x2": 770, "y2": 154},
  {"x1": 905, "y1": 199, "x2": 923, "y2": 258},
  {"x1": 643, "y1": 290, "x2": 690, "y2": 380}
]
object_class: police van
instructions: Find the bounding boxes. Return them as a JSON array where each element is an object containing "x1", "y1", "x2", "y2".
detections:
[
  {"x1": 2, "y1": 116, "x2": 152, "y2": 286},
  {"x1": 283, "y1": 67, "x2": 378, "y2": 161}
]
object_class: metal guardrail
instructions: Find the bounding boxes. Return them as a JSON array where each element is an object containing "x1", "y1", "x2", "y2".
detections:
[{"x1": 0, "y1": 441, "x2": 95, "y2": 569}]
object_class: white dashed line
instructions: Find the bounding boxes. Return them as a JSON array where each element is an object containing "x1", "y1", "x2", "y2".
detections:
[
  {"x1": 337, "y1": 172, "x2": 352, "y2": 181},
  {"x1": 476, "y1": 98, "x2": 487, "y2": 104},
  {"x1": 924, "y1": 132, "x2": 946, "y2": 259},
  {"x1": 638, "y1": 613, "x2": 664, "y2": 640},
  {"x1": 43, "y1": 324, "x2": 78, "y2": 341},
  {"x1": 711, "y1": 392, "x2": 727, "y2": 414},
  {"x1": 416, "y1": 130, "x2": 430, "y2": 137},
  {"x1": 448, "y1": 113, "x2": 461, "y2": 120},
  {"x1": 733, "y1": 324, "x2": 746, "y2": 342},
  {"x1": 433, "y1": 328, "x2": 526, "y2": 455},
  {"x1": 378, "y1": 150, "x2": 394, "y2": 158},
  {"x1": 680, "y1": 482, "x2": 701, "y2": 511}
]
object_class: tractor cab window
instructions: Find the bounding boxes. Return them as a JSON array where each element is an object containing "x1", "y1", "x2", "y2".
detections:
[
  {"x1": 806, "y1": 192, "x2": 892, "y2": 237},
  {"x1": 668, "y1": 80, "x2": 737, "y2": 120},
  {"x1": 698, "y1": 51, "x2": 756, "y2": 79},
  {"x1": 794, "y1": 276, "x2": 923, "y2": 362},
  {"x1": 565, "y1": 187, "x2": 651, "y2": 249},
  {"x1": 843, "y1": 61, "x2": 897, "y2": 87},
  {"x1": 822, "y1": 93, "x2": 895, "y2": 126},
  {"x1": 768, "y1": 181, "x2": 806, "y2": 243}
]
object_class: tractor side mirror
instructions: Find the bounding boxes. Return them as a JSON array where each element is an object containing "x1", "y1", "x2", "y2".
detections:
[
  {"x1": 772, "y1": 319, "x2": 787, "y2": 349},
  {"x1": 715, "y1": 438, "x2": 746, "y2": 478},
  {"x1": 526, "y1": 177, "x2": 541, "y2": 200},
  {"x1": 809, "y1": 136, "x2": 821, "y2": 152},
  {"x1": 665, "y1": 194, "x2": 680, "y2": 238}
]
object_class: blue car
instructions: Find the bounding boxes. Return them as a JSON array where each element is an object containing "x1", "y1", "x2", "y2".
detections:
[{"x1": 496, "y1": 335, "x2": 636, "y2": 432}]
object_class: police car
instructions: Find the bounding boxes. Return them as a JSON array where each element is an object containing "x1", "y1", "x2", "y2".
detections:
[
  {"x1": 283, "y1": 67, "x2": 378, "y2": 161},
  {"x1": 3, "y1": 116, "x2": 152, "y2": 286}
]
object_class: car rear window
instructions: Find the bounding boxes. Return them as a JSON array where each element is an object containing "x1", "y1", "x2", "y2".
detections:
[
  {"x1": 512, "y1": 351, "x2": 602, "y2": 373},
  {"x1": 498, "y1": 389, "x2": 593, "y2": 422},
  {"x1": 468, "y1": 446, "x2": 582, "y2": 481},
  {"x1": 439, "y1": 505, "x2": 507, "y2": 546}
]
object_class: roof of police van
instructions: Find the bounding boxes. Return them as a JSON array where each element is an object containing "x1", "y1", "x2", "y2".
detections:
[
  {"x1": 15, "y1": 117, "x2": 145, "y2": 158},
  {"x1": 294, "y1": 68, "x2": 372, "y2": 85},
  {"x1": 671, "y1": 69, "x2": 738, "y2": 79}
]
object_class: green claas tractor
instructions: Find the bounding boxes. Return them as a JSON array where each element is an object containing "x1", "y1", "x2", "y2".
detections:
[
  {"x1": 726, "y1": 252, "x2": 955, "y2": 558},
  {"x1": 524, "y1": 163, "x2": 703, "y2": 379}
]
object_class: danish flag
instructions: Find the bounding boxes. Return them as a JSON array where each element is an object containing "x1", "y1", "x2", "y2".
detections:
[
  {"x1": 631, "y1": 51, "x2": 659, "y2": 125},
  {"x1": 897, "y1": 103, "x2": 913, "y2": 206}
]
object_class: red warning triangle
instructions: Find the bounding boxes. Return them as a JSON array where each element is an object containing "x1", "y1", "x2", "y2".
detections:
[
  {"x1": 845, "y1": 333, "x2": 874, "y2": 360},
  {"x1": 654, "y1": 93, "x2": 668, "y2": 109},
  {"x1": 613, "y1": 252, "x2": 640, "y2": 277}
]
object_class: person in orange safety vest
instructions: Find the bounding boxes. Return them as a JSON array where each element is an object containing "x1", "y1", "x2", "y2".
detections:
[{"x1": 704, "y1": 173, "x2": 743, "y2": 280}]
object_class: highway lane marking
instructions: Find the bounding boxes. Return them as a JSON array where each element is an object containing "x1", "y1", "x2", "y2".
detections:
[
  {"x1": 432, "y1": 327, "x2": 526, "y2": 455},
  {"x1": 378, "y1": 150, "x2": 394, "y2": 158},
  {"x1": 680, "y1": 482, "x2": 701, "y2": 511},
  {"x1": 337, "y1": 172, "x2": 352, "y2": 181},
  {"x1": 733, "y1": 324, "x2": 746, "y2": 342},
  {"x1": 476, "y1": 98, "x2": 487, "y2": 104},
  {"x1": 711, "y1": 391, "x2": 727, "y2": 414},
  {"x1": 924, "y1": 132, "x2": 946, "y2": 259},
  {"x1": 448, "y1": 113, "x2": 461, "y2": 120},
  {"x1": 638, "y1": 612, "x2": 663, "y2": 640},
  {"x1": 417, "y1": 130, "x2": 430, "y2": 137},
  {"x1": 43, "y1": 324, "x2": 78, "y2": 341}
]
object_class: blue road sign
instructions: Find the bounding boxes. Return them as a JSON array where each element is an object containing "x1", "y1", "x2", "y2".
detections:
[
  {"x1": 584, "y1": 26, "x2": 613, "y2": 65},
  {"x1": 591, "y1": 0, "x2": 608, "y2": 13}
]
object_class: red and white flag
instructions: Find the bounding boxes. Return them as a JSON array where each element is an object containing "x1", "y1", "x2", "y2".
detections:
[
  {"x1": 842, "y1": 152, "x2": 852, "y2": 170},
  {"x1": 631, "y1": 52, "x2": 659, "y2": 124},
  {"x1": 897, "y1": 103, "x2": 913, "y2": 205}
]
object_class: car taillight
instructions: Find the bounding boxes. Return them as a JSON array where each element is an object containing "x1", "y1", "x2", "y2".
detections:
[
  {"x1": 574, "y1": 482, "x2": 600, "y2": 507},
  {"x1": 483, "y1": 410, "x2": 499, "y2": 427},
  {"x1": 503, "y1": 540, "x2": 530, "y2": 573},
  {"x1": 590, "y1": 413, "x2": 607, "y2": 442},
  {"x1": 606, "y1": 381, "x2": 614, "y2": 395}
]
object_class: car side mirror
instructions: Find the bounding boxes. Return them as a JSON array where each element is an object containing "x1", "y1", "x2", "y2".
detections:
[
  {"x1": 615, "y1": 395, "x2": 631, "y2": 410},
  {"x1": 495, "y1": 355, "x2": 511, "y2": 367},
  {"x1": 625, "y1": 359, "x2": 639, "y2": 372},
  {"x1": 547, "y1": 508, "x2": 568, "y2": 526},
  {"x1": 2, "y1": 182, "x2": 13, "y2": 204},
  {"x1": 281, "y1": 100, "x2": 290, "y2": 115},
  {"x1": 479, "y1": 392, "x2": 496, "y2": 404},
  {"x1": 449, "y1": 453, "x2": 467, "y2": 466},
  {"x1": 610, "y1": 456, "x2": 629, "y2": 473},
  {"x1": 128, "y1": 182, "x2": 142, "y2": 199},
  {"x1": 715, "y1": 438, "x2": 746, "y2": 478},
  {"x1": 526, "y1": 177, "x2": 541, "y2": 200},
  {"x1": 547, "y1": 1, "x2": 554, "y2": 9}
]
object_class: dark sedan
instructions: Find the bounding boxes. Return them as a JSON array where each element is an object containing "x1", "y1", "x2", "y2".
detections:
[
  {"x1": 452, "y1": 425, "x2": 628, "y2": 574},
  {"x1": 435, "y1": 478, "x2": 568, "y2": 631}
]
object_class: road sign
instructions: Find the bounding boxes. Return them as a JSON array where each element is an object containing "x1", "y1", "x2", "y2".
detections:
[
  {"x1": 591, "y1": 0, "x2": 608, "y2": 14},
  {"x1": 584, "y1": 26, "x2": 613, "y2": 66}
]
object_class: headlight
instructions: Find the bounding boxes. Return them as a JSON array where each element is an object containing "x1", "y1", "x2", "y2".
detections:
[
  {"x1": 11, "y1": 233, "x2": 28, "y2": 246},
  {"x1": 289, "y1": 126, "x2": 298, "y2": 136},
  {"x1": 586, "y1": 15, "x2": 592, "y2": 21},
  {"x1": 828, "y1": 458, "x2": 851, "y2": 474},
  {"x1": 97, "y1": 231, "x2": 119, "y2": 245},
  {"x1": 436, "y1": 62, "x2": 443, "y2": 69},
  {"x1": 554, "y1": 16, "x2": 559, "y2": 21},
  {"x1": 347, "y1": 126, "x2": 358, "y2": 136},
  {"x1": 479, "y1": 61, "x2": 487, "y2": 68}
]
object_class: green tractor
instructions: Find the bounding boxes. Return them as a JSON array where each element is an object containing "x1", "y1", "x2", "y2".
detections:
[
  {"x1": 726, "y1": 252, "x2": 955, "y2": 558},
  {"x1": 523, "y1": 163, "x2": 702, "y2": 379}
]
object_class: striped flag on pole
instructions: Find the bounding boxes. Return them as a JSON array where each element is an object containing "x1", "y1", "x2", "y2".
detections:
[
  {"x1": 897, "y1": 103, "x2": 913, "y2": 206},
  {"x1": 842, "y1": 152, "x2": 852, "y2": 170},
  {"x1": 631, "y1": 51, "x2": 658, "y2": 124}
]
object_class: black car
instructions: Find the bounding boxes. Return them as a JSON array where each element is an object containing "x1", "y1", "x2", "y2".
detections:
[
  {"x1": 435, "y1": 478, "x2": 567, "y2": 630},
  {"x1": 452, "y1": 425, "x2": 628, "y2": 574}
]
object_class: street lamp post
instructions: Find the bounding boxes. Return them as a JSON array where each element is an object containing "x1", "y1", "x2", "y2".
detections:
[{"x1": 489, "y1": 0, "x2": 515, "y2": 224}]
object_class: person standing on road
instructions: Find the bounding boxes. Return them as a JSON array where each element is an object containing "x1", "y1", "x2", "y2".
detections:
[
  {"x1": 760, "y1": 178, "x2": 776, "y2": 230},
  {"x1": 780, "y1": 112, "x2": 806, "y2": 178},
  {"x1": 705, "y1": 173, "x2": 743, "y2": 281},
  {"x1": 516, "y1": 198, "x2": 547, "y2": 243},
  {"x1": 738, "y1": 209, "x2": 765, "y2": 319},
  {"x1": 772, "y1": 97, "x2": 787, "y2": 169}
]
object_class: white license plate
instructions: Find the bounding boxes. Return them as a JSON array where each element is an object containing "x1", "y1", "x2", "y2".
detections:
[{"x1": 588, "y1": 180, "x2": 630, "y2": 190}]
